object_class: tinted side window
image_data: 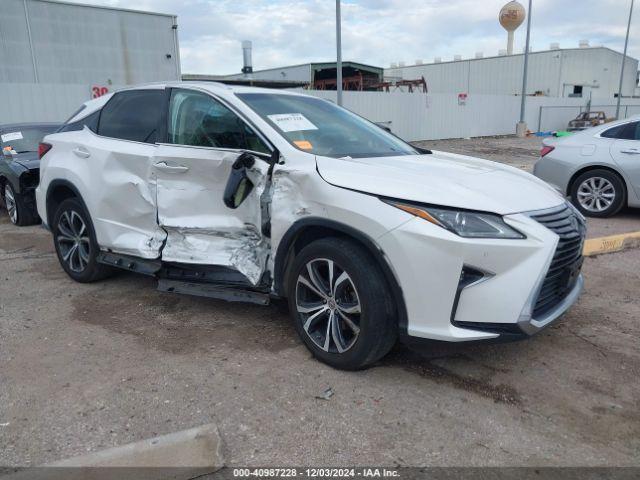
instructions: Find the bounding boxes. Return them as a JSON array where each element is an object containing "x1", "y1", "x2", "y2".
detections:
[
  {"x1": 168, "y1": 89, "x2": 269, "y2": 154},
  {"x1": 58, "y1": 111, "x2": 100, "y2": 133},
  {"x1": 601, "y1": 122, "x2": 639, "y2": 140},
  {"x1": 98, "y1": 90, "x2": 164, "y2": 143}
]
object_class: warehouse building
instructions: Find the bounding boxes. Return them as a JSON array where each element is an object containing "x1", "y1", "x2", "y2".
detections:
[
  {"x1": 1, "y1": 0, "x2": 180, "y2": 86},
  {"x1": 211, "y1": 61, "x2": 385, "y2": 91},
  {"x1": 1, "y1": 0, "x2": 180, "y2": 123},
  {"x1": 385, "y1": 46, "x2": 638, "y2": 99}
]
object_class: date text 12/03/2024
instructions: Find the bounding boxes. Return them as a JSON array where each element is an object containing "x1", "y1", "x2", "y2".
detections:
[{"x1": 232, "y1": 468, "x2": 400, "y2": 478}]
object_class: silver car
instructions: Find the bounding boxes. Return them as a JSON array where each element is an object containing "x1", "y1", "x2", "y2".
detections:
[{"x1": 534, "y1": 116, "x2": 640, "y2": 217}]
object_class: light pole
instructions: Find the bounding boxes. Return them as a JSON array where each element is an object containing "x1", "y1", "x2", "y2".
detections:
[
  {"x1": 517, "y1": 0, "x2": 532, "y2": 137},
  {"x1": 616, "y1": 0, "x2": 634, "y2": 120},
  {"x1": 336, "y1": 0, "x2": 343, "y2": 106}
]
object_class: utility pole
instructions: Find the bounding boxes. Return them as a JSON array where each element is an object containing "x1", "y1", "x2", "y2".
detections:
[
  {"x1": 517, "y1": 0, "x2": 532, "y2": 137},
  {"x1": 336, "y1": 0, "x2": 343, "y2": 106},
  {"x1": 616, "y1": 0, "x2": 634, "y2": 120}
]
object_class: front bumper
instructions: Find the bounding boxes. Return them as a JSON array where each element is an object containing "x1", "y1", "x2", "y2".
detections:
[
  {"x1": 519, "y1": 274, "x2": 583, "y2": 334},
  {"x1": 377, "y1": 203, "x2": 584, "y2": 343}
]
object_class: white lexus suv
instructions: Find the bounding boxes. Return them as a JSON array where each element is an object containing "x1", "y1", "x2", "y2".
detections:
[{"x1": 36, "y1": 83, "x2": 586, "y2": 369}]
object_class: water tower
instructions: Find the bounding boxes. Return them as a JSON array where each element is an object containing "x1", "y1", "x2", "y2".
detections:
[{"x1": 499, "y1": 1, "x2": 526, "y2": 55}]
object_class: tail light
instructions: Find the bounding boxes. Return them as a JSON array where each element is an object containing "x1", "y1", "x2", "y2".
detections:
[
  {"x1": 38, "y1": 142, "x2": 52, "y2": 159},
  {"x1": 540, "y1": 146, "x2": 555, "y2": 158}
]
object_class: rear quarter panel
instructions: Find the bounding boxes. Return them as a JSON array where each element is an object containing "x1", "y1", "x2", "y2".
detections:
[{"x1": 536, "y1": 134, "x2": 617, "y2": 194}]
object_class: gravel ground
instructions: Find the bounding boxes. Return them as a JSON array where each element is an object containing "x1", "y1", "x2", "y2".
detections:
[{"x1": 1, "y1": 136, "x2": 639, "y2": 468}]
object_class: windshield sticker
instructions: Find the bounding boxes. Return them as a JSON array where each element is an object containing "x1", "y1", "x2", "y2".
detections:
[
  {"x1": 1, "y1": 131, "x2": 23, "y2": 143},
  {"x1": 267, "y1": 113, "x2": 318, "y2": 132},
  {"x1": 293, "y1": 140, "x2": 313, "y2": 150}
]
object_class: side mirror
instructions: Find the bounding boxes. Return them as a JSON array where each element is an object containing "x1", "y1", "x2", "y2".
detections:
[
  {"x1": 223, "y1": 152, "x2": 256, "y2": 209},
  {"x1": 414, "y1": 146, "x2": 433, "y2": 154}
]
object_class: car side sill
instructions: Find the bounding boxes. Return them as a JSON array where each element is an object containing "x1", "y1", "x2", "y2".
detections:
[
  {"x1": 158, "y1": 279, "x2": 270, "y2": 305},
  {"x1": 97, "y1": 252, "x2": 161, "y2": 276}
]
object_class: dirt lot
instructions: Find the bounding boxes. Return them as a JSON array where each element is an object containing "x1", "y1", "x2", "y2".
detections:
[{"x1": 1, "y1": 136, "x2": 639, "y2": 468}]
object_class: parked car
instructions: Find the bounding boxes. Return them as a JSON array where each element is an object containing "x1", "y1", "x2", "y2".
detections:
[
  {"x1": 567, "y1": 111, "x2": 613, "y2": 132},
  {"x1": 1, "y1": 123, "x2": 60, "y2": 225},
  {"x1": 535, "y1": 115, "x2": 640, "y2": 217},
  {"x1": 36, "y1": 83, "x2": 586, "y2": 370}
]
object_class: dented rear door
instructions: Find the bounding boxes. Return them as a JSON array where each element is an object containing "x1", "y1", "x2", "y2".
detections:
[
  {"x1": 154, "y1": 88, "x2": 273, "y2": 285},
  {"x1": 81, "y1": 88, "x2": 167, "y2": 259},
  {"x1": 82, "y1": 134, "x2": 166, "y2": 259}
]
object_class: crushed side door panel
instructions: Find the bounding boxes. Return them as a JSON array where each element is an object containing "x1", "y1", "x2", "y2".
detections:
[{"x1": 154, "y1": 145, "x2": 271, "y2": 285}]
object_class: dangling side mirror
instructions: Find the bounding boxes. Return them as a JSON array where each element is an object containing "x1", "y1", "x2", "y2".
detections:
[{"x1": 223, "y1": 152, "x2": 256, "y2": 209}]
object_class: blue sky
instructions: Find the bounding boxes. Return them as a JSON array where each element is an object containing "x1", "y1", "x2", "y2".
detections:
[{"x1": 86, "y1": 0, "x2": 638, "y2": 75}]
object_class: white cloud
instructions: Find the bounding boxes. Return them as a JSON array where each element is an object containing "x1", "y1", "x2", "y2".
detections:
[{"x1": 75, "y1": 0, "x2": 640, "y2": 74}]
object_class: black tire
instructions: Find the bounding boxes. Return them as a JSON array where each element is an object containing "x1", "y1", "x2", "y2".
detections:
[
  {"x1": 287, "y1": 237, "x2": 397, "y2": 370},
  {"x1": 570, "y1": 169, "x2": 626, "y2": 218},
  {"x1": 3, "y1": 182, "x2": 38, "y2": 226},
  {"x1": 52, "y1": 198, "x2": 113, "y2": 283}
]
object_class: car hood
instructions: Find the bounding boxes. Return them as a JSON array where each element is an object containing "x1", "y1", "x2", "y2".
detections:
[
  {"x1": 9, "y1": 152, "x2": 39, "y2": 170},
  {"x1": 315, "y1": 151, "x2": 564, "y2": 215}
]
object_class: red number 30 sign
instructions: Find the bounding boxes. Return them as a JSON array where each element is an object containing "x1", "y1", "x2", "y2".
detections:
[{"x1": 91, "y1": 86, "x2": 109, "y2": 99}]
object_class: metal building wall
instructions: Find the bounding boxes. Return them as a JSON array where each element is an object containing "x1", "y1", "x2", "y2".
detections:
[
  {"x1": 469, "y1": 53, "x2": 563, "y2": 96},
  {"x1": 385, "y1": 48, "x2": 638, "y2": 99},
  {"x1": 304, "y1": 90, "x2": 640, "y2": 141},
  {"x1": 0, "y1": 0, "x2": 180, "y2": 85},
  {"x1": 224, "y1": 64, "x2": 312, "y2": 83},
  {"x1": 0, "y1": 83, "x2": 125, "y2": 123},
  {"x1": 3, "y1": 82, "x2": 640, "y2": 139}
]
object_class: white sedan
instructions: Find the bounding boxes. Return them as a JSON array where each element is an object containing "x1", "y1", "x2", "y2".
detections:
[{"x1": 535, "y1": 116, "x2": 640, "y2": 217}]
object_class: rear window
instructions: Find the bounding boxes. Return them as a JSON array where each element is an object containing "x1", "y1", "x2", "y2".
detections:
[
  {"x1": 58, "y1": 110, "x2": 100, "y2": 133},
  {"x1": 601, "y1": 122, "x2": 640, "y2": 140},
  {"x1": 1, "y1": 126, "x2": 59, "y2": 153},
  {"x1": 97, "y1": 90, "x2": 164, "y2": 143}
]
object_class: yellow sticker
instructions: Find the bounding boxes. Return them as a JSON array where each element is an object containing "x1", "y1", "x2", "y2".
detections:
[{"x1": 294, "y1": 140, "x2": 313, "y2": 150}]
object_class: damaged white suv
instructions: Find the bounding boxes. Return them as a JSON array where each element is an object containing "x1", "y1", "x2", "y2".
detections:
[{"x1": 36, "y1": 83, "x2": 586, "y2": 369}]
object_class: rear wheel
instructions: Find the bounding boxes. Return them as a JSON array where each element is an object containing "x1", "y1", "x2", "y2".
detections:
[
  {"x1": 287, "y1": 237, "x2": 397, "y2": 370},
  {"x1": 570, "y1": 169, "x2": 625, "y2": 218},
  {"x1": 52, "y1": 198, "x2": 113, "y2": 282},
  {"x1": 3, "y1": 182, "x2": 38, "y2": 226}
]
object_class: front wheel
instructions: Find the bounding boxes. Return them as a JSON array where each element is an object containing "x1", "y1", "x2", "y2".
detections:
[
  {"x1": 52, "y1": 198, "x2": 113, "y2": 283},
  {"x1": 287, "y1": 237, "x2": 397, "y2": 370}
]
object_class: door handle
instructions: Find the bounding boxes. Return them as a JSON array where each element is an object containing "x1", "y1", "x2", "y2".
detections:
[
  {"x1": 72, "y1": 147, "x2": 90, "y2": 159},
  {"x1": 154, "y1": 162, "x2": 189, "y2": 173},
  {"x1": 620, "y1": 150, "x2": 640, "y2": 155}
]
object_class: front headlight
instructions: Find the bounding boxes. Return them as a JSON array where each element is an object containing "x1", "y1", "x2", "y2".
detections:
[{"x1": 384, "y1": 200, "x2": 526, "y2": 239}]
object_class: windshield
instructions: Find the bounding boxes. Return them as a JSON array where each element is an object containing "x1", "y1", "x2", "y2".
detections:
[
  {"x1": 237, "y1": 93, "x2": 418, "y2": 158},
  {"x1": 1, "y1": 126, "x2": 58, "y2": 153}
]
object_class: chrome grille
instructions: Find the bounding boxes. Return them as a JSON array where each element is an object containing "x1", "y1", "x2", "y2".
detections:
[{"x1": 530, "y1": 203, "x2": 586, "y2": 318}]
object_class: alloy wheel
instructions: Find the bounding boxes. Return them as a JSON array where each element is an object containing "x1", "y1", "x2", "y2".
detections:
[
  {"x1": 295, "y1": 258, "x2": 361, "y2": 353},
  {"x1": 577, "y1": 177, "x2": 616, "y2": 213},
  {"x1": 56, "y1": 210, "x2": 91, "y2": 273},
  {"x1": 5, "y1": 186, "x2": 17, "y2": 224}
]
